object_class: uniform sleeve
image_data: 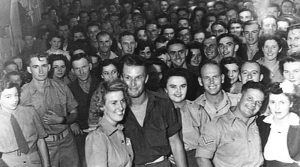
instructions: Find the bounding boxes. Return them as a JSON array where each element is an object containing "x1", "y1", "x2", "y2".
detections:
[
  {"x1": 163, "y1": 99, "x2": 181, "y2": 137},
  {"x1": 195, "y1": 121, "x2": 220, "y2": 159},
  {"x1": 88, "y1": 88, "x2": 103, "y2": 127},
  {"x1": 64, "y1": 84, "x2": 78, "y2": 113},
  {"x1": 85, "y1": 130, "x2": 108, "y2": 167},
  {"x1": 31, "y1": 108, "x2": 47, "y2": 138}
]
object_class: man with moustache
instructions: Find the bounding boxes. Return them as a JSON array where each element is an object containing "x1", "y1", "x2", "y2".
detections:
[
  {"x1": 194, "y1": 60, "x2": 240, "y2": 120},
  {"x1": 196, "y1": 81, "x2": 265, "y2": 167}
]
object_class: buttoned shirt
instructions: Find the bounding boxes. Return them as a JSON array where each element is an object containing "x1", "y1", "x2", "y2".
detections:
[
  {"x1": 123, "y1": 91, "x2": 181, "y2": 165},
  {"x1": 195, "y1": 111, "x2": 263, "y2": 167},
  {"x1": 264, "y1": 112, "x2": 299, "y2": 163},
  {"x1": 194, "y1": 90, "x2": 241, "y2": 120},
  {"x1": 0, "y1": 106, "x2": 47, "y2": 153},
  {"x1": 20, "y1": 79, "x2": 78, "y2": 134},
  {"x1": 85, "y1": 117, "x2": 133, "y2": 167},
  {"x1": 179, "y1": 100, "x2": 210, "y2": 151}
]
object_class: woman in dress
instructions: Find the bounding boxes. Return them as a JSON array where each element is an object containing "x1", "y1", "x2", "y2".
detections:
[{"x1": 85, "y1": 79, "x2": 133, "y2": 167}]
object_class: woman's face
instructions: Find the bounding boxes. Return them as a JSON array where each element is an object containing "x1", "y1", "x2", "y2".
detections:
[
  {"x1": 190, "y1": 48, "x2": 202, "y2": 66},
  {"x1": 269, "y1": 93, "x2": 292, "y2": 120},
  {"x1": 50, "y1": 37, "x2": 62, "y2": 50},
  {"x1": 262, "y1": 39, "x2": 280, "y2": 61},
  {"x1": 53, "y1": 60, "x2": 66, "y2": 79},
  {"x1": 225, "y1": 63, "x2": 239, "y2": 84},
  {"x1": 103, "y1": 91, "x2": 126, "y2": 125},
  {"x1": 165, "y1": 76, "x2": 187, "y2": 104},
  {"x1": 101, "y1": 64, "x2": 119, "y2": 82}
]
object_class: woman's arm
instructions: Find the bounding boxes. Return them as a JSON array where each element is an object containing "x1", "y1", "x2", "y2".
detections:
[{"x1": 37, "y1": 138, "x2": 50, "y2": 167}]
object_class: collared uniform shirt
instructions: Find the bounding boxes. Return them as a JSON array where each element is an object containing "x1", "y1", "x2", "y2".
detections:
[
  {"x1": 194, "y1": 90, "x2": 241, "y2": 120},
  {"x1": 20, "y1": 79, "x2": 78, "y2": 134},
  {"x1": 196, "y1": 111, "x2": 263, "y2": 167},
  {"x1": 85, "y1": 117, "x2": 133, "y2": 167},
  {"x1": 179, "y1": 100, "x2": 210, "y2": 151},
  {"x1": 123, "y1": 91, "x2": 181, "y2": 165},
  {"x1": 0, "y1": 106, "x2": 47, "y2": 153}
]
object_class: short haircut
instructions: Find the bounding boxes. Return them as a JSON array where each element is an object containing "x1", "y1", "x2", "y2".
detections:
[
  {"x1": 4, "y1": 60, "x2": 18, "y2": 69},
  {"x1": 71, "y1": 26, "x2": 87, "y2": 37},
  {"x1": 216, "y1": 33, "x2": 239, "y2": 45},
  {"x1": 135, "y1": 40, "x2": 153, "y2": 53},
  {"x1": 96, "y1": 31, "x2": 111, "y2": 40},
  {"x1": 70, "y1": 52, "x2": 91, "y2": 65},
  {"x1": 26, "y1": 52, "x2": 49, "y2": 66},
  {"x1": 199, "y1": 59, "x2": 220, "y2": 78},
  {"x1": 166, "y1": 39, "x2": 185, "y2": 49},
  {"x1": 211, "y1": 21, "x2": 227, "y2": 30},
  {"x1": 240, "y1": 60, "x2": 261, "y2": 73},
  {"x1": 279, "y1": 55, "x2": 300, "y2": 74},
  {"x1": 241, "y1": 81, "x2": 266, "y2": 96},
  {"x1": 261, "y1": 15, "x2": 277, "y2": 26},
  {"x1": 228, "y1": 19, "x2": 243, "y2": 30},
  {"x1": 238, "y1": 8, "x2": 253, "y2": 16},
  {"x1": 268, "y1": 3, "x2": 280, "y2": 10},
  {"x1": 119, "y1": 31, "x2": 135, "y2": 42},
  {"x1": 155, "y1": 36, "x2": 168, "y2": 44},
  {"x1": 153, "y1": 47, "x2": 168, "y2": 58},
  {"x1": 101, "y1": 59, "x2": 119, "y2": 74},
  {"x1": 243, "y1": 20, "x2": 260, "y2": 30},
  {"x1": 87, "y1": 22, "x2": 100, "y2": 30},
  {"x1": 118, "y1": 54, "x2": 148, "y2": 75},
  {"x1": 287, "y1": 23, "x2": 300, "y2": 32},
  {"x1": 268, "y1": 82, "x2": 294, "y2": 102},
  {"x1": 57, "y1": 22, "x2": 69, "y2": 28}
]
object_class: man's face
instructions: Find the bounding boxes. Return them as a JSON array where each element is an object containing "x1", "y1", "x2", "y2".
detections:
[
  {"x1": 267, "y1": 7, "x2": 280, "y2": 18},
  {"x1": 287, "y1": 29, "x2": 300, "y2": 50},
  {"x1": 27, "y1": 57, "x2": 50, "y2": 81},
  {"x1": 230, "y1": 23, "x2": 243, "y2": 36},
  {"x1": 120, "y1": 35, "x2": 136, "y2": 54},
  {"x1": 240, "y1": 62, "x2": 262, "y2": 84},
  {"x1": 97, "y1": 34, "x2": 112, "y2": 53},
  {"x1": 69, "y1": 18, "x2": 78, "y2": 27},
  {"x1": 239, "y1": 11, "x2": 253, "y2": 23},
  {"x1": 244, "y1": 24, "x2": 260, "y2": 45},
  {"x1": 79, "y1": 13, "x2": 89, "y2": 24},
  {"x1": 72, "y1": 58, "x2": 91, "y2": 82},
  {"x1": 281, "y1": 1, "x2": 294, "y2": 15},
  {"x1": 283, "y1": 61, "x2": 300, "y2": 86},
  {"x1": 163, "y1": 28, "x2": 175, "y2": 40},
  {"x1": 158, "y1": 53, "x2": 171, "y2": 67},
  {"x1": 0, "y1": 87, "x2": 19, "y2": 111},
  {"x1": 88, "y1": 26, "x2": 100, "y2": 42},
  {"x1": 137, "y1": 29, "x2": 148, "y2": 41},
  {"x1": 211, "y1": 24, "x2": 227, "y2": 37},
  {"x1": 160, "y1": 1, "x2": 169, "y2": 12},
  {"x1": 226, "y1": 9, "x2": 238, "y2": 21},
  {"x1": 122, "y1": 64, "x2": 148, "y2": 98},
  {"x1": 203, "y1": 38, "x2": 218, "y2": 60},
  {"x1": 178, "y1": 19, "x2": 189, "y2": 28},
  {"x1": 178, "y1": 29, "x2": 191, "y2": 44},
  {"x1": 73, "y1": 32, "x2": 85, "y2": 41},
  {"x1": 101, "y1": 23, "x2": 113, "y2": 34},
  {"x1": 168, "y1": 43, "x2": 187, "y2": 67},
  {"x1": 58, "y1": 25, "x2": 69, "y2": 39},
  {"x1": 195, "y1": 10, "x2": 204, "y2": 22},
  {"x1": 146, "y1": 24, "x2": 160, "y2": 41},
  {"x1": 165, "y1": 76, "x2": 187, "y2": 103},
  {"x1": 238, "y1": 88, "x2": 264, "y2": 120},
  {"x1": 24, "y1": 36, "x2": 34, "y2": 48},
  {"x1": 199, "y1": 64, "x2": 224, "y2": 95},
  {"x1": 218, "y1": 36, "x2": 238, "y2": 58},
  {"x1": 193, "y1": 32, "x2": 205, "y2": 43},
  {"x1": 139, "y1": 46, "x2": 152, "y2": 59},
  {"x1": 262, "y1": 18, "x2": 277, "y2": 35}
]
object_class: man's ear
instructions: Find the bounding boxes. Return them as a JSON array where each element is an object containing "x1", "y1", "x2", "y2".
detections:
[
  {"x1": 145, "y1": 74, "x2": 149, "y2": 84},
  {"x1": 234, "y1": 44, "x2": 239, "y2": 52},
  {"x1": 259, "y1": 74, "x2": 264, "y2": 81},
  {"x1": 27, "y1": 66, "x2": 32, "y2": 74},
  {"x1": 221, "y1": 74, "x2": 225, "y2": 84},
  {"x1": 238, "y1": 74, "x2": 241, "y2": 82},
  {"x1": 47, "y1": 64, "x2": 51, "y2": 72},
  {"x1": 198, "y1": 77, "x2": 203, "y2": 86}
]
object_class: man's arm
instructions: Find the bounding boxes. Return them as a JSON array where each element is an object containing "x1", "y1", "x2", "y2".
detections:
[
  {"x1": 37, "y1": 138, "x2": 51, "y2": 167},
  {"x1": 169, "y1": 132, "x2": 187, "y2": 167},
  {"x1": 196, "y1": 157, "x2": 213, "y2": 167},
  {"x1": 43, "y1": 109, "x2": 78, "y2": 125}
]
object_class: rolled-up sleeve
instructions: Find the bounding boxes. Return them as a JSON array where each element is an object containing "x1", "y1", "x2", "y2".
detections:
[{"x1": 195, "y1": 121, "x2": 219, "y2": 159}]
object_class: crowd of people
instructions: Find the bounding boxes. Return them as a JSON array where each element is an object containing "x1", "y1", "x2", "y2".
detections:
[{"x1": 0, "y1": 0, "x2": 300, "y2": 166}]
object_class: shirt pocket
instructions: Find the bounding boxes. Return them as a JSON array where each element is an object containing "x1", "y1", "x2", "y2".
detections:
[
  {"x1": 220, "y1": 133, "x2": 245, "y2": 157},
  {"x1": 145, "y1": 122, "x2": 169, "y2": 147}
]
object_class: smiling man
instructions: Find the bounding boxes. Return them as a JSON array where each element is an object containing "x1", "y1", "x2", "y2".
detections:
[
  {"x1": 196, "y1": 81, "x2": 265, "y2": 167},
  {"x1": 194, "y1": 60, "x2": 240, "y2": 120}
]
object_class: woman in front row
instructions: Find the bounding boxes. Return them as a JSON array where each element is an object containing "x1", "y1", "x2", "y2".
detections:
[
  {"x1": 258, "y1": 82, "x2": 300, "y2": 167},
  {"x1": 85, "y1": 79, "x2": 133, "y2": 167}
]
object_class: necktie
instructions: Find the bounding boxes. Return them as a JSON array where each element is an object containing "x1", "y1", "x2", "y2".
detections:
[
  {"x1": 175, "y1": 108, "x2": 183, "y2": 141},
  {"x1": 10, "y1": 115, "x2": 29, "y2": 154}
]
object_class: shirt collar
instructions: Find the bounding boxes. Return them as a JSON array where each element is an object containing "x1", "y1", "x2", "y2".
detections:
[
  {"x1": 27, "y1": 79, "x2": 51, "y2": 95},
  {"x1": 195, "y1": 90, "x2": 230, "y2": 107},
  {"x1": 224, "y1": 109, "x2": 257, "y2": 127},
  {"x1": 99, "y1": 117, "x2": 124, "y2": 136}
]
